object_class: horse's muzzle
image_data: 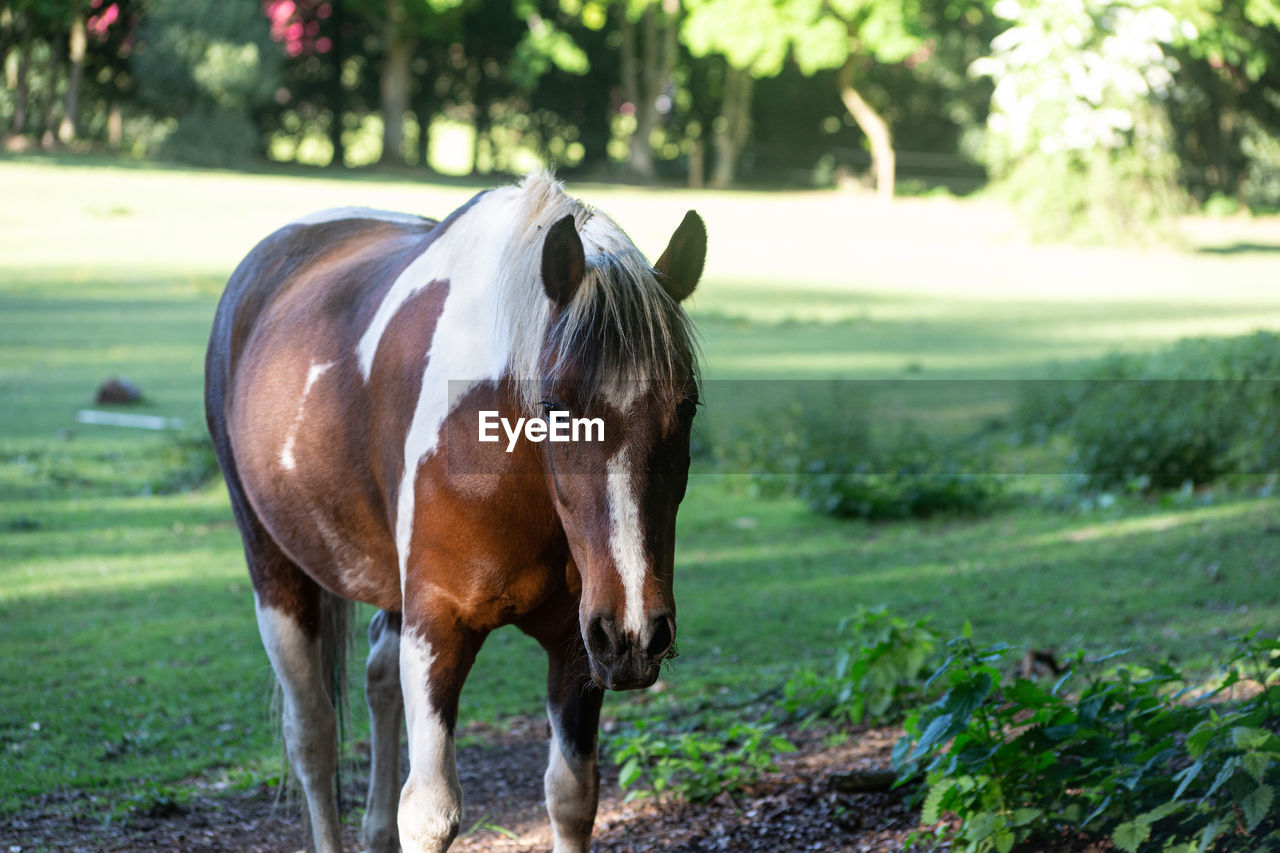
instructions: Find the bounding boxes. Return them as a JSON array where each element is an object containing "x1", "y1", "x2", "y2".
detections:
[{"x1": 584, "y1": 610, "x2": 674, "y2": 691}]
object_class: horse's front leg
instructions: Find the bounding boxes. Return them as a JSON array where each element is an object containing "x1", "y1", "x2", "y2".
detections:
[
  {"x1": 524, "y1": 601, "x2": 606, "y2": 853},
  {"x1": 397, "y1": 608, "x2": 484, "y2": 853}
]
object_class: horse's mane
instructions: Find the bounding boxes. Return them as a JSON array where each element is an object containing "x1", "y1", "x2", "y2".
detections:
[{"x1": 496, "y1": 170, "x2": 698, "y2": 412}]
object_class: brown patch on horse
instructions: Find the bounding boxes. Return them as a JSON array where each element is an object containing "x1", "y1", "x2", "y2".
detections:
[
  {"x1": 402, "y1": 382, "x2": 569, "y2": 630},
  {"x1": 211, "y1": 219, "x2": 437, "y2": 613}
]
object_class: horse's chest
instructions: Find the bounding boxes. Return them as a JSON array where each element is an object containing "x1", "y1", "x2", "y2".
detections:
[{"x1": 403, "y1": 452, "x2": 567, "y2": 629}]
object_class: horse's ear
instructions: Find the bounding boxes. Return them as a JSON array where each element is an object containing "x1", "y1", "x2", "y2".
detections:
[
  {"x1": 541, "y1": 214, "x2": 585, "y2": 307},
  {"x1": 654, "y1": 210, "x2": 706, "y2": 303}
]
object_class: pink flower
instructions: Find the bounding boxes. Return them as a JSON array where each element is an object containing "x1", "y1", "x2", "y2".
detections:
[{"x1": 87, "y1": 3, "x2": 119, "y2": 38}]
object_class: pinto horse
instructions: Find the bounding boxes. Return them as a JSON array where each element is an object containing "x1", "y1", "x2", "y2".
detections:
[{"x1": 205, "y1": 171, "x2": 705, "y2": 853}]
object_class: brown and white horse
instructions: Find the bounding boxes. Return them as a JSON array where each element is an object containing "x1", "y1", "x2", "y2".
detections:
[{"x1": 205, "y1": 171, "x2": 705, "y2": 853}]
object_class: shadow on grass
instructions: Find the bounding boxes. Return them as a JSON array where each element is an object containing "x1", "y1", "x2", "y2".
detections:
[
  {"x1": 1195, "y1": 242, "x2": 1280, "y2": 255},
  {"x1": 670, "y1": 491, "x2": 1280, "y2": 679}
]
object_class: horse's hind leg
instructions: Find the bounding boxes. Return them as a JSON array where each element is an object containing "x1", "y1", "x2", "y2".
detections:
[
  {"x1": 251, "y1": 571, "x2": 344, "y2": 853},
  {"x1": 362, "y1": 609, "x2": 403, "y2": 853}
]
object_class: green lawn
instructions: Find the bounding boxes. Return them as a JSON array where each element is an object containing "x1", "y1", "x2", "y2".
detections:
[{"x1": 2, "y1": 154, "x2": 1279, "y2": 817}]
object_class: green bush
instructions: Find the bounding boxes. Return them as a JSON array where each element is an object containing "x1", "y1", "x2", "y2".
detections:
[
  {"x1": 718, "y1": 387, "x2": 1001, "y2": 520},
  {"x1": 607, "y1": 717, "x2": 794, "y2": 803},
  {"x1": 781, "y1": 607, "x2": 938, "y2": 726},
  {"x1": 158, "y1": 106, "x2": 263, "y2": 170},
  {"x1": 893, "y1": 629, "x2": 1280, "y2": 852},
  {"x1": 1014, "y1": 333, "x2": 1280, "y2": 491},
  {"x1": 797, "y1": 427, "x2": 1002, "y2": 520},
  {"x1": 133, "y1": 0, "x2": 281, "y2": 167}
]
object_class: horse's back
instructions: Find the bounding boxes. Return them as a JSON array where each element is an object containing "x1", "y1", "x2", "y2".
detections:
[
  {"x1": 206, "y1": 210, "x2": 439, "y2": 610},
  {"x1": 208, "y1": 211, "x2": 436, "y2": 384}
]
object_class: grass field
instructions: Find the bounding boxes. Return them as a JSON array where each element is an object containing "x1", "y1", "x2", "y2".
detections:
[{"x1": 2, "y1": 154, "x2": 1280, "y2": 818}]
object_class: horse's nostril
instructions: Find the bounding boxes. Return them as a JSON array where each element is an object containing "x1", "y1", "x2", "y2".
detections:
[
  {"x1": 586, "y1": 613, "x2": 616, "y2": 659},
  {"x1": 646, "y1": 613, "x2": 675, "y2": 659}
]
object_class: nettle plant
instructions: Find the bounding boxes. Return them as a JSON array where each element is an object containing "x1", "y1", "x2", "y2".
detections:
[
  {"x1": 782, "y1": 607, "x2": 938, "y2": 726},
  {"x1": 608, "y1": 715, "x2": 795, "y2": 803},
  {"x1": 892, "y1": 628, "x2": 1280, "y2": 853}
]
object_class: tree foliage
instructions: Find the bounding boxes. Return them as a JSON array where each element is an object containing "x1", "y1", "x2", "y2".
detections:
[
  {"x1": 0, "y1": 0, "x2": 1276, "y2": 214},
  {"x1": 131, "y1": 0, "x2": 281, "y2": 166}
]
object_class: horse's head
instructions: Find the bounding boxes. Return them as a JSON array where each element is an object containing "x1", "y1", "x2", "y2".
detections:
[{"x1": 535, "y1": 210, "x2": 705, "y2": 690}]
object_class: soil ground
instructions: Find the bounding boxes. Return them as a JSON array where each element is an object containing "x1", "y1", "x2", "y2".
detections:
[{"x1": 2, "y1": 721, "x2": 922, "y2": 852}]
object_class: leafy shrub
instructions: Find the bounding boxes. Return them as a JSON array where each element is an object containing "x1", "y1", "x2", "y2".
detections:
[
  {"x1": 133, "y1": 0, "x2": 281, "y2": 167},
  {"x1": 717, "y1": 387, "x2": 1001, "y2": 520},
  {"x1": 782, "y1": 607, "x2": 938, "y2": 726},
  {"x1": 713, "y1": 385, "x2": 872, "y2": 498},
  {"x1": 159, "y1": 106, "x2": 263, "y2": 170},
  {"x1": 797, "y1": 427, "x2": 1002, "y2": 520},
  {"x1": 893, "y1": 629, "x2": 1280, "y2": 853},
  {"x1": 971, "y1": 0, "x2": 1189, "y2": 244},
  {"x1": 1014, "y1": 333, "x2": 1280, "y2": 491},
  {"x1": 607, "y1": 717, "x2": 794, "y2": 803}
]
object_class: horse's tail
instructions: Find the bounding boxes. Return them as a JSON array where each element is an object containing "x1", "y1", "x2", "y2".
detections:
[{"x1": 319, "y1": 589, "x2": 353, "y2": 813}]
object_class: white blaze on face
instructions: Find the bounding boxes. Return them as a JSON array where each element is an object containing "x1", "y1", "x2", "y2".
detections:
[
  {"x1": 606, "y1": 445, "x2": 648, "y2": 636},
  {"x1": 397, "y1": 633, "x2": 462, "y2": 850},
  {"x1": 280, "y1": 360, "x2": 334, "y2": 472}
]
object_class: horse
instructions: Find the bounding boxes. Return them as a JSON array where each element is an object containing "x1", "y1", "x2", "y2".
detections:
[{"x1": 204, "y1": 171, "x2": 705, "y2": 853}]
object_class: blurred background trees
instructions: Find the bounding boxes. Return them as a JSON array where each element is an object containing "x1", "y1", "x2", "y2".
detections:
[{"x1": 1, "y1": 0, "x2": 1277, "y2": 234}]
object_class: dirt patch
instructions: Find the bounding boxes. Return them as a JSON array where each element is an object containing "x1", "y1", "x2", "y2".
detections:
[{"x1": 2, "y1": 722, "x2": 921, "y2": 852}]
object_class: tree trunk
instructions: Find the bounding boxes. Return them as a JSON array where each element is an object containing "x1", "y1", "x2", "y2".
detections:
[
  {"x1": 106, "y1": 101, "x2": 122, "y2": 148},
  {"x1": 631, "y1": 8, "x2": 659, "y2": 180},
  {"x1": 327, "y1": 0, "x2": 346, "y2": 167},
  {"x1": 620, "y1": 2, "x2": 679, "y2": 183},
  {"x1": 711, "y1": 64, "x2": 753, "y2": 189},
  {"x1": 838, "y1": 59, "x2": 894, "y2": 200},
  {"x1": 40, "y1": 41, "x2": 61, "y2": 149},
  {"x1": 379, "y1": 0, "x2": 415, "y2": 166},
  {"x1": 416, "y1": 106, "x2": 431, "y2": 170},
  {"x1": 618, "y1": 10, "x2": 651, "y2": 181},
  {"x1": 687, "y1": 137, "x2": 703, "y2": 188},
  {"x1": 57, "y1": 4, "x2": 86, "y2": 144},
  {"x1": 12, "y1": 15, "x2": 31, "y2": 135}
]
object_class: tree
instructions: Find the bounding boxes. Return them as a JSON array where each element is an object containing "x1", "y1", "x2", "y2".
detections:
[
  {"x1": 132, "y1": 0, "x2": 282, "y2": 166},
  {"x1": 971, "y1": 0, "x2": 1186, "y2": 239},
  {"x1": 56, "y1": 0, "x2": 85, "y2": 143},
  {"x1": 683, "y1": 0, "x2": 790, "y2": 187},
  {"x1": 683, "y1": 0, "x2": 925, "y2": 197},
  {"x1": 617, "y1": 0, "x2": 681, "y2": 182},
  {"x1": 1163, "y1": 0, "x2": 1280, "y2": 206},
  {"x1": 785, "y1": 0, "x2": 925, "y2": 199}
]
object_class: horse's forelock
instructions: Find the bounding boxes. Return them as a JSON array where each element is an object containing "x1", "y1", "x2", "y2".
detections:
[{"x1": 498, "y1": 170, "x2": 699, "y2": 413}]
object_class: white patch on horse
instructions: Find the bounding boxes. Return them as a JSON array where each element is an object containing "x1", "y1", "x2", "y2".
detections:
[
  {"x1": 398, "y1": 634, "x2": 462, "y2": 851},
  {"x1": 290, "y1": 206, "x2": 430, "y2": 227},
  {"x1": 544, "y1": 712, "x2": 598, "y2": 853},
  {"x1": 351, "y1": 172, "x2": 693, "y2": 584},
  {"x1": 279, "y1": 360, "x2": 334, "y2": 472},
  {"x1": 353, "y1": 189, "x2": 525, "y2": 582},
  {"x1": 602, "y1": 374, "x2": 646, "y2": 413},
  {"x1": 606, "y1": 446, "x2": 648, "y2": 636}
]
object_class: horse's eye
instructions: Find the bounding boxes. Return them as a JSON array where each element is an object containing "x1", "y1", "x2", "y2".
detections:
[
  {"x1": 677, "y1": 397, "x2": 698, "y2": 423},
  {"x1": 541, "y1": 399, "x2": 567, "y2": 416}
]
